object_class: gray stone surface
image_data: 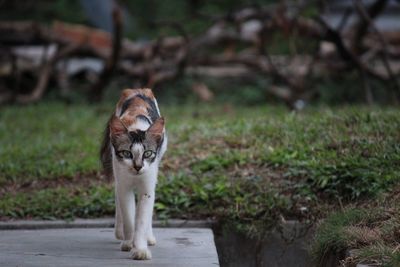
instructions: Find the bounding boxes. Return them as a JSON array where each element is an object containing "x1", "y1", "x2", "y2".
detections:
[
  {"x1": 0, "y1": 218, "x2": 212, "y2": 230},
  {"x1": 0, "y1": 228, "x2": 219, "y2": 267}
]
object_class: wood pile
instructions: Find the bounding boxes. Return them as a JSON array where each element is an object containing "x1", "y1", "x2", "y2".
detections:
[{"x1": 0, "y1": 0, "x2": 399, "y2": 107}]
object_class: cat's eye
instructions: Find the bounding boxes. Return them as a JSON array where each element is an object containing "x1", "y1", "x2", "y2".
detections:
[
  {"x1": 143, "y1": 150, "x2": 154, "y2": 158},
  {"x1": 121, "y1": 150, "x2": 132, "y2": 159}
]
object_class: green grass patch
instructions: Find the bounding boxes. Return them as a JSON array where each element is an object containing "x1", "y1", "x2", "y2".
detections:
[
  {"x1": 0, "y1": 102, "x2": 111, "y2": 183},
  {"x1": 0, "y1": 102, "x2": 399, "y2": 239},
  {"x1": 0, "y1": 185, "x2": 114, "y2": 220}
]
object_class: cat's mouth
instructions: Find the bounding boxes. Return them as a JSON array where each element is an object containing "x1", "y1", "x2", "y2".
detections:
[{"x1": 130, "y1": 168, "x2": 143, "y2": 175}]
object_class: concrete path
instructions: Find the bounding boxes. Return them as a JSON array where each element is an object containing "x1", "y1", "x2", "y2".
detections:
[
  {"x1": 0, "y1": 228, "x2": 219, "y2": 267},
  {"x1": 0, "y1": 218, "x2": 212, "y2": 230}
]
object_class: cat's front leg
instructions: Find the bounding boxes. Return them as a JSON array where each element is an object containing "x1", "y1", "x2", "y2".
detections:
[
  {"x1": 114, "y1": 186, "x2": 123, "y2": 240},
  {"x1": 131, "y1": 184, "x2": 155, "y2": 260},
  {"x1": 147, "y1": 222, "x2": 156, "y2": 246},
  {"x1": 116, "y1": 182, "x2": 135, "y2": 251}
]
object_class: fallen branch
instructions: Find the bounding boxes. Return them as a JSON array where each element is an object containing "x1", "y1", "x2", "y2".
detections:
[
  {"x1": 0, "y1": 2, "x2": 399, "y2": 106},
  {"x1": 16, "y1": 44, "x2": 79, "y2": 104}
]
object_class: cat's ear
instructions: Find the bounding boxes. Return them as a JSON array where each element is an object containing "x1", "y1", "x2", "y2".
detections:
[
  {"x1": 146, "y1": 117, "x2": 165, "y2": 144},
  {"x1": 109, "y1": 115, "x2": 127, "y2": 136}
]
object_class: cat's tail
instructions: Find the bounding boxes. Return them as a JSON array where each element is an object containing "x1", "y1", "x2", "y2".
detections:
[{"x1": 100, "y1": 114, "x2": 113, "y2": 180}]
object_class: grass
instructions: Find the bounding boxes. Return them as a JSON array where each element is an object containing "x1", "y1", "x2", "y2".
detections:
[
  {"x1": 0, "y1": 185, "x2": 114, "y2": 220},
  {"x1": 0, "y1": 101, "x2": 399, "y2": 265},
  {"x1": 0, "y1": 102, "x2": 108, "y2": 183},
  {"x1": 311, "y1": 198, "x2": 400, "y2": 267}
]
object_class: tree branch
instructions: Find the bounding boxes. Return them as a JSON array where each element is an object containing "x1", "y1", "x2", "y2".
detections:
[
  {"x1": 353, "y1": 0, "x2": 400, "y2": 99},
  {"x1": 351, "y1": 0, "x2": 388, "y2": 54}
]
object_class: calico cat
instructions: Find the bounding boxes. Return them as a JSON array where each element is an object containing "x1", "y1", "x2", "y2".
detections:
[{"x1": 100, "y1": 88, "x2": 167, "y2": 260}]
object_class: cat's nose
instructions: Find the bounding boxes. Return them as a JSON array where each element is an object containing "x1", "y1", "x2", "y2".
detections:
[{"x1": 134, "y1": 165, "x2": 142, "y2": 172}]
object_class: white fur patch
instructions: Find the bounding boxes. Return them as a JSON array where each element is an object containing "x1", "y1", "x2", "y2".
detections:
[{"x1": 129, "y1": 119, "x2": 150, "y2": 132}]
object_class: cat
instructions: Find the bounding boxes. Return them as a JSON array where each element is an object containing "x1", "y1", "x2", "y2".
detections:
[{"x1": 100, "y1": 88, "x2": 167, "y2": 260}]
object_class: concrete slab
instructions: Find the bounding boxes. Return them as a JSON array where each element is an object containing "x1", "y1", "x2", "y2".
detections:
[
  {"x1": 0, "y1": 228, "x2": 219, "y2": 267},
  {"x1": 0, "y1": 218, "x2": 213, "y2": 230}
]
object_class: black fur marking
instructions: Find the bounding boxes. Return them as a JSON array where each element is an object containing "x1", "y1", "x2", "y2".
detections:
[
  {"x1": 129, "y1": 130, "x2": 146, "y2": 143},
  {"x1": 135, "y1": 94, "x2": 160, "y2": 122},
  {"x1": 120, "y1": 97, "x2": 133, "y2": 117}
]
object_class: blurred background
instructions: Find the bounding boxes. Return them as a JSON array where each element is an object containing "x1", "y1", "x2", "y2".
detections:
[{"x1": 0, "y1": 0, "x2": 399, "y2": 106}]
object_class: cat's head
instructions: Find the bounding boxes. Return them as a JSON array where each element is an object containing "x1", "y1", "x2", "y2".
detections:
[{"x1": 109, "y1": 115, "x2": 165, "y2": 175}]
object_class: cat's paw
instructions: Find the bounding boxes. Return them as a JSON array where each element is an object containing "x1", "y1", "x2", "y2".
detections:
[
  {"x1": 147, "y1": 236, "x2": 156, "y2": 246},
  {"x1": 130, "y1": 247, "x2": 152, "y2": 260},
  {"x1": 120, "y1": 240, "x2": 132, "y2": 251}
]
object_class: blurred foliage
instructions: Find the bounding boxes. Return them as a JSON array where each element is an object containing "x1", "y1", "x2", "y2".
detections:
[
  {"x1": 120, "y1": 0, "x2": 278, "y2": 39},
  {"x1": 0, "y1": 0, "x2": 278, "y2": 36},
  {"x1": 0, "y1": 0, "x2": 86, "y2": 24}
]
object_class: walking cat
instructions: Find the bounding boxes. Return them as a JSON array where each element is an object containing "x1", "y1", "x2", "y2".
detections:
[{"x1": 100, "y1": 88, "x2": 167, "y2": 260}]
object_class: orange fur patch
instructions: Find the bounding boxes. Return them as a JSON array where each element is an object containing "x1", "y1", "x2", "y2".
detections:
[
  {"x1": 147, "y1": 117, "x2": 165, "y2": 138},
  {"x1": 110, "y1": 115, "x2": 126, "y2": 135},
  {"x1": 139, "y1": 88, "x2": 155, "y2": 99},
  {"x1": 120, "y1": 114, "x2": 136, "y2": 126},
  {"x1": 124, "y1": 97, "x2": 150, "y2": 117},
  {"x1": 116, "y1": 88, "x2": 155, "y2": 113}
]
